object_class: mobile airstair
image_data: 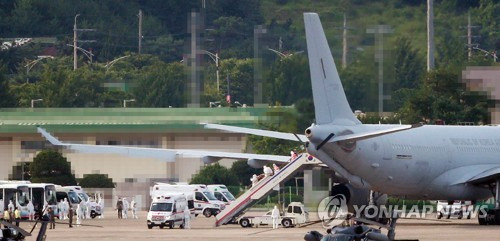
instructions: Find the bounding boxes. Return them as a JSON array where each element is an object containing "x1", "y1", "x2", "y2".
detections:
[{"x1": 215, "y1": 153, "x2": 323, "y2": 226}]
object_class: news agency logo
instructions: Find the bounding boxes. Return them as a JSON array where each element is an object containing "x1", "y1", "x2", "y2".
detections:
[{"x1": 317, "y1": 194, "x2": 348, "y2": 228}]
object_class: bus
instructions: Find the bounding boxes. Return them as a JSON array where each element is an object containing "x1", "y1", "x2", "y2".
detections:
[
  {"x1": 27, "y1": 183, "x2": 58, "y2": 217},
  {"x1": 0, "y1": 183, "x2": 31, "y2": 219}
]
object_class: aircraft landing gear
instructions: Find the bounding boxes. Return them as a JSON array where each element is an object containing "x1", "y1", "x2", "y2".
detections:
[{"x1": 479, "y1": 179, "x2": 500, "y2": 225}]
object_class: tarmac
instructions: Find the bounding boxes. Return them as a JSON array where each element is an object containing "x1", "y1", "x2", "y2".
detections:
[{"x1": 14, "y1": 210, "x2": 500, "y2": 241}]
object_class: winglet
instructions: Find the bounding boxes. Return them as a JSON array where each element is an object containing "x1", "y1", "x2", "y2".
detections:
[{"x1": 37, "y1": 127, "x2": 64, "y2": 146}]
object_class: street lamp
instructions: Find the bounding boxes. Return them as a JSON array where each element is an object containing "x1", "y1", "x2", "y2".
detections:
[
  {"x1": 473, "y1": 47, "x2": 498, "y2": 62},
  {"x1": 25, "y1": 56, "x2": 54, "y2": 83},
  {"x1": 105, "y1": 55, "x2": 131, "y2": 71},
  {"x1": 67, "y1": 44, "x2": 94, "y2": 64},
  {"x1": 31, "y1": 99, "x2": 43, "y2": 108},
  {"x1": 267, "y1": 48, "x2": 303, "y2": 60},
  {"x1": 201, "y1": 50, "x2": 220, "y2": 93},
  {"x1": 209, "y1": 101, "x2": 221, "y2": 108},
  {"x1": 123, "y1": 99, "x2": 136, "y2": 108}
]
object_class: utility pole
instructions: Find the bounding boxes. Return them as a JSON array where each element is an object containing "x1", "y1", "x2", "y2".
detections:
[
  {"x1": 462, "y1": 12, "x2": 479, "y2": 60},
  {"x1": 188, "y1": 11, "x2": 201, "y2": 107},
  {"x1": 74, "y1": 14, "x2": 80, "y2": 70},
  {"x1": 278, "y1": 37, "x2": 283, "y2": 52},
  {"x1": 367, "y1": 25, "x2": 393, "y2": 115},
  {"x1": 138, "y1": 9, "x2": 143, "y2": 54},
  {"x1": 342, "y1": 13, "x2": 348, "y2": 69},
  {"x1": 73, "y1": 14, "x2": 96, "y2": 70},
  {"x1": 253, "y1": 25, "x2": 267, "y2": 106},
  {"x1": 427, "y1": 0, "x2": 435, "y2": 71}
]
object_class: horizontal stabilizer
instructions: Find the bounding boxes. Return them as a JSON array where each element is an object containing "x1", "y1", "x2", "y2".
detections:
[
  {"x1": 37, "y1": 127, "x2": 289, "y2": 163},
  {"x1": 332, "y1": 124, "x2": 422, "y2": 143}
]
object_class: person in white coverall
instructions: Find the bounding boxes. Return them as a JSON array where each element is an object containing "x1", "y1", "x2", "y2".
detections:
[
  {"x1": 76, "y1": 203, "x2": 82, "y2": 226},
  {"x1": 250, "y1": 174, "x2": 258, "y2": 187},
  {"x1": 183, "y1": 206, "x2": 191, "y2": 229},
  {"x1": 62, "y1": 198, "x2": 70, "y2": 220},
  {"x1": 264, "y1": 166, "x2": 273, "y2": 177},
  {"x1": 131, "y1": 199, "x2": 138, "y2": 219},
  {"x1": 98, "y1": 196, "x2": 104, "y2": 219},
  {"x1": 271, "y1": 205, "x2": 280, "y2": 229},
  {"x1": 122, "y1": 198, "x2": 129, "y2": 219},
  {"x1": 27, "y1": 200, "x2": 35, "y2": 220}
]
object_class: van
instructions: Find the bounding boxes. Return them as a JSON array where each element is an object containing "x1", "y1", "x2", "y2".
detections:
[
  {"x1": 64, "y1": 186, "x2": 101, "y2": 218},
  {"x1": 207, "y1": 185, "x2": 236, "y2": 205},
  {"x1": 151, "y1": 184, "x2": 225, "y2": 217},
  {"x1": 147, "y1": 193, "x2": 187, "y2": 229},
  {"x1": 55, "y1": 186, "x2": 81, "y2": 213}
]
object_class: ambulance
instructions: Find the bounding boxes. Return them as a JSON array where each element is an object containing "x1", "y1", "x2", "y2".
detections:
[{"x1": 147, "y1": 193, "x2": 188, "y2": 229}]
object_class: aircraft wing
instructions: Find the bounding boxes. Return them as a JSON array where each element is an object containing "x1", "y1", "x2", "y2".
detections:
[
  {"x1": 331, "y1": 124, "x2": 423, "y2": 143},
  {"x1": 37, "y1": 127, "x2": 289, "y2": 163},
  {"x1": 203, "y1": 123, "x2": 306, "y2": 142},
  {"x1": 462, "y1": 166, "x2": 500, "y2": 185}
]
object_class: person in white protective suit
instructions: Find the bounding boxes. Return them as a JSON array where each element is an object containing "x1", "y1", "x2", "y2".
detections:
[
  {"x1": 27, "y1": 200, "x2": 34, "y2": 220},
  {"x1": 271, "y1": 205, "x2": 280, "y2": 229},
  {"x1": 130, "y1": 198, "x2": 138, "y2": 219},
  {"x1": 250, "y1": 174, "x2": 259, "y2": 187},
  {"x1": 122, "y1": 198, "x2": 129, "y2": 219},
  {"x1": 263, "y1": 166, "x2": 273, "y2": 177},
  {"x1": 62, "y1": 198, "x2": 70, "y2": 220},
  {"x1": 7, "y1": 200, "x2": 15, "y2": 213},
  {"x1": 85, "y1": 198, "x2": 91, "y2": 219},
  {"x1": 76, "y1": 202, "x2": 82, "y2": 226},
  {"x1": 98, "y1": 195, "x2": 104, "y2": 219},
  {"x1": 0, "y1": 199, "x2": 4, "y2": 219},
  {"x1": 183, "y1": 206, "x2": 191, "y2": 229}
]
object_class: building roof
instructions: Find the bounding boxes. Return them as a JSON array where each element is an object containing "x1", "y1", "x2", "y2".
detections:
[{"x1": 0, "y1": 107, "x2": 294, "y2": 133}]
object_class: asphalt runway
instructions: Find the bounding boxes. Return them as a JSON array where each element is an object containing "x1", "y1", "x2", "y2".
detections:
[{"x1": 15, "y1": 210, "x2": 500, "y2": 241}]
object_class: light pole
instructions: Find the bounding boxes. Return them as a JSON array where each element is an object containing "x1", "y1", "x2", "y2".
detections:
[
  {"x1": 267, "y1": 48, "x2": 303, "y2": 60},
  {"x1": 25, "y1": 56, "x2": 54, "y2": 83},
  {"x1": 31, "y1": 99, "x2": 43, "y2": 108},
  {"x1": 473, "y1": 47, "x2": 498, "y2": 62},
  {"x1": 201, "y1": 50, "x2": 220, "y2": 93},
  {"x1": 105, "y1": 55, "x2": 131, "y2": 71},
  {"x1": 74, "y1": 14, "x2": 80, "y2": 70},
  {"x1": 123, "y1": 99, "x2": 136, "y2": 108},
  {"x1": 67, "y1": 44, "x2": 94, "y2": 64}
]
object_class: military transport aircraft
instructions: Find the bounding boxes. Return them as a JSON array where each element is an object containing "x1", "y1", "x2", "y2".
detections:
[{"x1": 38, "y1": 13, "x2": 500, "y2": 225}]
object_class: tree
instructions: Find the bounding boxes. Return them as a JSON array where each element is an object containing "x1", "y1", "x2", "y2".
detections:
[
  {"x1": 30, "y1": 149, "x2": 77, "y2": 186},
  {"x1": 79, "y1": 174, "x2": 115, "y2": 188},
  {"x1": 230, "y1": 160, "x2": 260, "y2": 186},
  {"x1": 393, "y1": 37, "x2": 423, "y2": 89},
  {"x1": 134, "y1": 62, "x2": 185, "y2": 107},
  {"x1": 189, "y1": 163, "x2": 239, "y2": 187},
  {"x1": 266, "y1": 55, "x2": 311, "y2": 106},
  {"x1": 0, "y1": 63, "x2": 15, "y2": 107}
]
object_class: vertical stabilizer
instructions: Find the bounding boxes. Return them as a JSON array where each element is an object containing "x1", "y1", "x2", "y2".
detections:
[{"x1": 304, "y1": 13, "x2": 360, "y2": 126}]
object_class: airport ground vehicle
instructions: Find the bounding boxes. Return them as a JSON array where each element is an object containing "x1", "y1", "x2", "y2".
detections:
[
  {"x1": 436, "y1": 200, "x2": 472, "y2": 219},
  {"x1": 147, "y1": 194, "x2": 187, "y2": 229},
  {"x1": 151, "y1": 184, "x2": 224, "y2": 217},
  {"x1": 207, "y1": 185, "x2": 236, "y2": 204},
  {"x1": 65, "y1": 186, "x2": 101, "y2": 218},
  {"x1": 0, "y1": 184, "x2": 31, "y2": 219},
  {"x1": 26, "y1": 183, "x2": 58, "y2": 218},
  {"x1": 55, "y1": 186, "x2": 81, "y2": 212},
  {"x1": 239, "y1": 202, "x2": 309, "y2": 228}
]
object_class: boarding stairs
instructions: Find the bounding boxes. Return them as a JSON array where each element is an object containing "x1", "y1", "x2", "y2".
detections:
[{"x1": 215, "y1": 153, "x2": 323, "y2": 226}]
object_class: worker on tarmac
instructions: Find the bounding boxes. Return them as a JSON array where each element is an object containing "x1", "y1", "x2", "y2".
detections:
[
  {"x1": 27, "y1": 200, "x2": 35, "y2": 220},
  {"x1": 98, "y1": 195, "x2": 104, "y2": 219},
  {"x1": 123, "y1": 198, "x2": 129, "y2": 219},
  {"x1": 76, "y1": 202, "x2": 82, "y2": 226},
  {"x1": 131, "y1": 198, "x2": 138, "y2": 219},
  {"x1": 184, "y1": 206, "x2": 191, "y2": 229},
  {"x1": 7, "y1": 200, "x2": 14, "y2": 213},
  {"x1": 271, "y1": 205, "x2": 280, "y2": 229}
]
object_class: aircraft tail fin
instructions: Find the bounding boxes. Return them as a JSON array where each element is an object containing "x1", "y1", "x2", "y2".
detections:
[{"x1": 304, "y1": 13, "x2": 360, "y2": 126}]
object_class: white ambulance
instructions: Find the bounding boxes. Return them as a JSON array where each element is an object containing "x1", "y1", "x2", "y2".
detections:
[
  {"x1": 207, "y1": 184, "x2": 236, "y2": 205},
  {"x1": 151, "y1": 184, "x2": 225, "y2": 217},
  {"x1": 147, "y1": 194, "x2": 188, "y2": 229}
]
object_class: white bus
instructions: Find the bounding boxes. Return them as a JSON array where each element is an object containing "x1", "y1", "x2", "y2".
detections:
[
  {"x1": 26, "y1": 183, "x2": 58, "y2": 217},
  {"x1": 0, "y1": 183, "x2": 31, "y2": 219}
]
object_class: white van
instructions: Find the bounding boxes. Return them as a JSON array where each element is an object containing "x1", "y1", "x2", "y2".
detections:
[
  {"x1": 64, "y1": 186, "x2": 101, "y2": 218},
  {"x1": 207, "y1": 185, "x2": 236, "y2": 205},
  {"x1": 55, "y1": 186, "x2": 81, "y2": 212},
  {"x1": 147, "y1": 194, "x2": 187, "y2": 229},
  {"x1": 151, "y1": 184, "x2": 225, "y2": 217}
]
